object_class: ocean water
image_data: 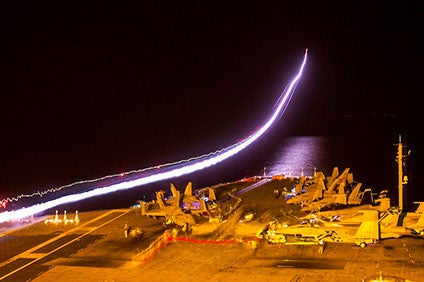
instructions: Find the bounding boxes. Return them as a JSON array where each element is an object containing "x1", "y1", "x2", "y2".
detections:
[
  {"x1": 6, "y1": 129, "x2": 419, "y2": 215},
  {"x1": 259, "y1": 134, "x2": 417, "y2": 210}
]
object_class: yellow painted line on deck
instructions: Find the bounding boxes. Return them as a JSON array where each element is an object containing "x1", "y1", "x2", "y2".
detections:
[
  {"x1": 20, "y1": 253, "x2": 44, "y2": 259},
  {"x1": 0, "y1": 209, "x2": 132, "y2": 281}
]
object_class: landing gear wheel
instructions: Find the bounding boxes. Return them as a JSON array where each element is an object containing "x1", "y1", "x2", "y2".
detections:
[{"x1": 359, "y1": 242, "x2": 366, "y2": 248}]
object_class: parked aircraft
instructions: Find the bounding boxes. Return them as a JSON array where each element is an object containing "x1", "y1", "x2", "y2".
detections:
[
  {"x1": 286, "y1": 167, "x2": 368, "y2": 212},
  {"x1": 300, "y1": 181, "x2": 348, "y2": 211},
  {"x1": 301, "y1": 181, "x2": 369, "y2": 212},
  {"x1": 326, "y1": 166, "x2": 340, "y2": 188},
  {"x1": 258, "y1": 209, "x2": 379, "y2": 248},
  {"x1": 300, "y1": 198, "x2": 424, "y2": 239},
  {"x1": 346, "y1": 183, "x2": 373, "y2": 205},
  {"x1": 139, "y1": 182, "x2": 218, "y2": 230},
  {"x1": 285, "y1": 174, "x2": 325, "y2": 207},
  {"x1": 300, "y1": 195, "x2": 391, "y2": 224},
  {"x1": 402, "y1": 202, "x2": 424, "y2": 236},
  {"x1": 325, "y1": 167, "x2": 351, "y2": 193}
]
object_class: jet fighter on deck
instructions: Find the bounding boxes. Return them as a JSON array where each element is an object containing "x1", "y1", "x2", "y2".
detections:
[
  {"x1": 286, "y1": 167, "x2": 373, "y2": 212},
  {"x1": 285, "y1": 173, "x2": 325, "y2": 207},
  {"x1": 139, "y1": 182, "x2": 218, "y2": 230},
  {"x1": 259, "y1": 209, "x2": 379, "y2": 248}
]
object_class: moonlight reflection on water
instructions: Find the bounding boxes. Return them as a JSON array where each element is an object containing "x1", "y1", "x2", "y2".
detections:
[{"x1": 267, "y1": 136, "x2": 328, "y2": 177}]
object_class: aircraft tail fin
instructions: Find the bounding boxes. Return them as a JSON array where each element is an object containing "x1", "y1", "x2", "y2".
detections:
[
  {"x1": 348, "y1": 183, "x2": 362, "y2": 205},
  {"x1": 184, "y1": 182, "x2": 193, "y2": 196},
  {"x1": 170, "y1": 183, "x2": 180, "y2": 199},
  {"x1": 208, "y1": 188, "x2": 216, "y2": 201},
  {"x1": 139, "y1": 200, "x2": 147, "y2": 215},
  {"x1": 354, "y1": 210, "x2": 379, "y2": 240},
  {"x1": 156, "y1": 190, "x2": 166, "y2": 209},
  {"x1": 326, "y1": 167, "x2": 339, "y2": 187},
  {"x1": 327, "y1": 168, "x2": 350, "y2": 193},
  {"x1": 331, "y1": 167, "x2": 339, "y2": 179},
  {"x1": 338, "y1": 182, "x2": 346, "y2": 194},
  {"x1": 314, "y1": 171, "x2": 325, "y2": 181},
  {"x1": 413, "y1": 202, "x2": 424, "y2": 214},
  {"x1": 347, "y1": 173, "x2": 354, "y2": 184},
  {"x1": 170, "y1": 183, "x2": 181, "y2": 207},
  {"x1": 338, "y1": 168, "x2": 350, "y2": 183},
  {"x1": 294, "y1": 181, "x2": 303, "y2": 195},
  {"x1": 294, "y1": 176, "x2": 307, "y2": 194},
  {"x1": 312, "y1": 179, "x2": 325, "y2": 201}
]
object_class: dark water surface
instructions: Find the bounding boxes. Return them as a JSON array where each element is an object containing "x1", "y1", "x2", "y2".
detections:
[{"x1": 5, "y1": 126, "x2": 420, "y2": 214}]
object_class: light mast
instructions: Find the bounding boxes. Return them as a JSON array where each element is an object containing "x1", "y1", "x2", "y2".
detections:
[{"x1": 396, "y1": 135, "x2": 409, "y2": 211}]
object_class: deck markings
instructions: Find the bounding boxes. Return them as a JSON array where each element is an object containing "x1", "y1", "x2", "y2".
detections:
[{"x1": 0, "y1": 209, "x2": 131, "y2": 281}]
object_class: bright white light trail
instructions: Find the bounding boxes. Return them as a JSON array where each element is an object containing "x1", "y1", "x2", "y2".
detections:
[{"x1": 0, "y1": 49, "x2": 308, "y2": 223}]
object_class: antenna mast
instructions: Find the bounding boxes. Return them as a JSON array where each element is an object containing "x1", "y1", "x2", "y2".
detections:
[{"x1": 396, "y1": 135, "x2": 409, "y2": 211}]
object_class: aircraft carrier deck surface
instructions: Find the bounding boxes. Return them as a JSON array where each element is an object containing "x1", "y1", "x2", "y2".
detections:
[{"x1": 1, "y1": 178, "x2": 423, "y2": 282}]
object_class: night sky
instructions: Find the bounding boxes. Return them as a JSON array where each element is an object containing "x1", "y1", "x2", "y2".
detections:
[{"x1": 1, "y1": 3, "x2": 421, "y2": 199}]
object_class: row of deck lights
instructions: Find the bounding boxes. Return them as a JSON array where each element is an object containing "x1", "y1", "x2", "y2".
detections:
[{"x1": 44, "y1": 210, "x2": 80, "y2": 225}]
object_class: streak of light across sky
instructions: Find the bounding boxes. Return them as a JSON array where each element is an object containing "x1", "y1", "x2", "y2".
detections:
[{"x1": 0, "y1": 49, "x2": 308, "y2": 223}]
